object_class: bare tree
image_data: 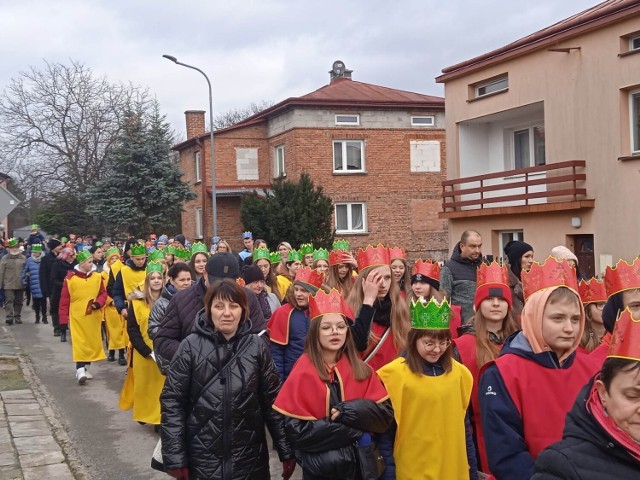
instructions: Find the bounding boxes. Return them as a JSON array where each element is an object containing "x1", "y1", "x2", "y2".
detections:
[
  {"x1": 212, "y1": 100, "x2": 274, "y2": 130},
  {"x1": 0, "y1": 60, "x2": 143, "y2": 195}
]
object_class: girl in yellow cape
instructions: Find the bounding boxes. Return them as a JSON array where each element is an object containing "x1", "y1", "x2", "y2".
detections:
[
  {"x1": 58, "y1": 249, "x2": 108, "y2": 385},
  {"x1": 377, "y1": 297, "x2": 478, "y2": 480},
  {"x1": 119, "y1": 260, "x2": 166, "y2": 426},
  {"x1": 101, "y1": 247, "x2": 128, "y2": 365}
]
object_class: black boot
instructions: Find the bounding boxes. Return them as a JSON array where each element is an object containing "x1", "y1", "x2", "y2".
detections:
[
  {"x1": 107, "y1": 350, "x2": 115, "y2": 362},
  {"x1": 35, "y1": 313, "x2": 40, "y2": 324},
  {"x1": 42, "y1": 317, "x2": 48, "y2": 324},
  {"x1": 118, "y1": 350, "x2": 127, "y2": 366},
  {"x1": 60, "y1": 331, "x2": 67, "y2": 342},
  {"x1": 53, "y1": 328, "x2": 60, "y2": 337}
]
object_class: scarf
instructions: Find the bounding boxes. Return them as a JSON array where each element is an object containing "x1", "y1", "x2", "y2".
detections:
[
  {"x1": 257, "y1": 290, "x2": 272, "y2": 320},
  {"x1": 373, "y1": 295, "x2": 392, "y2": 327}
]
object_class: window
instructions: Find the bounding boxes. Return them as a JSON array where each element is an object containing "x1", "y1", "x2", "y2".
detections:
[
  {"x1": 236, "y1": 147, "x2": 259, "y2": 180},
  {"x1": 335, "y1": 114, "x2": 360, "y2": 126},
  {"x1": 513, "y1": 125, "x2": 545, "y2": 169},
  {"x1": 632, "y1": 90, "x2": 640, "y2": 153},
  {"x1": 333, "y1": 140, "x2": 364, "y2": 172},
  {"x1": 194, "y1": 151, "x2": 201, "y2": 183},
  {"x1": 498, "y1": 230, "x2": 524, "y2": 261},
  {"x1": 335, "y1": 203, "x2": 366, "y2": 233},
  {"x1": 411, "y1": 116, "x2": 435, "y2": 127},
  {"x1": 631, "y1": 35, "x2": 640, "y2": 51},
  {"x1": 410, "y1": 140, "x2": 441, "y2": 172},
  {"x1": 475, "y1": 76, "x2": 509, "y2": 98},
  {"x1": 195, "y1": 208, "x2": 203, "y2": 239},
  {"x1": 274, "y1": 145, "x2": 285, "y2": 178}
]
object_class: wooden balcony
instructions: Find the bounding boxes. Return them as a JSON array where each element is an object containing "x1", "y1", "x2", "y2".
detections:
[{"x1": 440, "y1": 160, "x2": 594, "y2": 219}]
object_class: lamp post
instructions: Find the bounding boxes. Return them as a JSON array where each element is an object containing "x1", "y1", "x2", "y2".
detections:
[{"x1": 162, "y1": 54, "x2": 217, "y2": 238}]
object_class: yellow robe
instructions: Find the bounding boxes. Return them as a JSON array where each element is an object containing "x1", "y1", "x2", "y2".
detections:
[
  {"x1": 101, "y1": 270, "x2": 127, "y2": 350},
  {"x1": 120, "y1": 265, "x2": 146, "y2": 299},
  {"x1": 64, "y1": 271, "x2": 107, "y2": 363},
  {"x1": 276, "y1": 275, "x2": 292, "y2": 299},
  {"x1": 377, "y1": 358, "x2": 473, "y2": 480},
  {"x1": 120, "y1": 298, "x2": 165, "y2": 425}
]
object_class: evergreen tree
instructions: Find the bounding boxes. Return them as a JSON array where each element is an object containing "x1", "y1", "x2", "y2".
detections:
[
  {"x1": 85, "y1": 99, "x2": 195, "y2": 238},
  {"x1": 241, "y1": 173, "x2": 334, "y2": 249}
]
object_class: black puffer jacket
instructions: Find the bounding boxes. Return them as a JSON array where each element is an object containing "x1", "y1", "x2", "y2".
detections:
[
  {"x1": 147, "y1": 283, "x2": 178, "y2": 374},
  {"x1": 161, "y1": 313, "x2": 292, "y2": 480},
  {"x1": 533, "y1": 380, "x2": 640, "y2": 479}
]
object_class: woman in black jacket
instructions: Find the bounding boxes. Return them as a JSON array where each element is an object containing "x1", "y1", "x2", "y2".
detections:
[
  {"x1": 49, "y1": 248, "x2": 76, "y2": 338},
  {"x1": 160, "y1": 279, "x2": 295, "y2": 480}
]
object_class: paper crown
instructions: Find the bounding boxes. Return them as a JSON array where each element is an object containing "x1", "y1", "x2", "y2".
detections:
[
  {"x1": 389, "y1": 246, "x2": 406, "y2": 261},
  {"x1": 299, "y1": 243, "x2": 314, "y2": 255},
  {"x1": 236, "y1": 277, "x2": 246, "y2": 287},
  {"x1": 313, "y1": 248, "x2": 330, "y2": 262},
  {"x1": 410, "y1": 297, "x2": 451, "y2": 330},
  {"x1": 30, "y1": 224, "x2": 39, "y2": 231},
  {"x1": 76, "y1": 250, "x2": 92, "y2": 264},
  {"x1": 604, "y1": 258, "x2": 640, "y2": 298},
  {"x1": 309, "y1": 288, "x2": 355, "y2": 321},
  {"x1": 105, "y1": 247, "x2": 120, "y2": 259},
  {"x1": 329, "y1": 249, "x2": 351, "y2": 266},
  {"x1": 356, "y1": 244, "x2": 390, "y2": 271},
  {"x1": 608, "y1": 308, "x2": 640, "y2": 361},
  {"x1": 477, "y1": 261, "x2": 509, "y2": 288},
  {"x1": 287, "y1": 250, "x2": 303, "y2": 263},
  {"x1": 148, "y1": 249, "x2": 165, "y2": 262},
  {"x1": 60, "y1": 237, "x2": 68, "y2": 243},
  {"x1": 412, "y1": 259, "x2": 441, "y2": 281},
  {"x1": 164, "y1": 245, "x2": 176, "y2": 255},
  {"x1": 332, "y1": 239, "x2": 350, "y2": 251},
  {"x1": 146, "y1": 261, "x2": 164, "y2": 275},
  {"x1": 521, "y1": 256, "x2": 579, "y2": 301},
  {"x1": 190, "y1": 242, "x2": 209, "y2": 257},
  {"x1": 6, "y1": 238, "x2": 18, "y2": 248},
  {"x1": 242, "y1": 231, "x2": 252, "y2": 239},
  {"x1": 175, "y1": 247, "x2": 191, "y2": 261},
  {"x1": 253, "y1": 247, "x2": 270, "y2": 262},
  {"x1": 130, "y1": 244, "x2": 147, "y2": 257},
  {"x1": 578, "y1": 278, "x2": 608, "y2": 304},
  {"x1": 269, "y1": 251, "x2": 282, "y2": 264},
  {"x1": 31, "y1": 244, "x2": 42, "y2": 253},
  {"x1": 295, "y1": 266, "x2": 325, "y2": 290}
]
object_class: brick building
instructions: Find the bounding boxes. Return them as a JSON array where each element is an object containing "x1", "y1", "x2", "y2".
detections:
[{"x1": 173, "y1": 61, "x2": 449, "y2": 258}]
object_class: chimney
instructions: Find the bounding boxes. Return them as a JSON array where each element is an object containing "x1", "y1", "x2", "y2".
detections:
[
  {"x1": 329, "y1": 60, "x2": 353, "y2": 83},
  {"x1": 185, "y1": 110, "x2": 206, "y2": 139}
]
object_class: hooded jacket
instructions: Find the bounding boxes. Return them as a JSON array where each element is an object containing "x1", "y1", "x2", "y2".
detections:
[
  {"x1": 440, "y1": 244, "x2": 482, "y2": 322},
  {"x1": 22, "y1": 254, "x2": 44, "y2": 299},
  {"x1": 533, "y1": 379, "x2": 640, "y2": 479},
  {"x1": 160, "y1": 313, "x2": 292, "y2": 479}
]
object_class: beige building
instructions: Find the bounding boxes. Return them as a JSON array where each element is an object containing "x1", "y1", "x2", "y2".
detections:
[{"x1": 436, "y1": 0, "x2": 640, "y2": 277}]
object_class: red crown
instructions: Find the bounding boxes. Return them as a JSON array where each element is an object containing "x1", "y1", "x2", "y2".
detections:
[
  {"x1": 521, "y1": 256, "x2": 579, "y2": 301},
  {"x1": 355, "y1": 244, "x2": 390, "y2": 271},
  {"x1": 477, "y1": 261, "x2": 509, "y2": 288},
  {"x1": 411, "y1": 259, "x2": 441, "y2": 281},
  {"x1": 578, "y1": 278, "x2": 607, "y2": 304},
  {"x1": 604, "y1": 258, "x2": 640, "y2": 298},
  {"x1": 388, "y1": 246, "x2": 406, "y2": 261},
  {"x1": 329, "y1": 250, "x2": 351, "y2": 266},
  {"x1": 308, "y1": 289, "x2": 355, "y2": 321},
  {"x1": 295, "y1": 266, "x2": 325, "y2": 289},
  {"x1": 608, "y1": 308, "x2": 640, "y2": 361}
]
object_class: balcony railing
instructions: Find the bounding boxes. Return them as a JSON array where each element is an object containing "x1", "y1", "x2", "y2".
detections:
[{"x1": 441, "y1": 160, "x2": 589, "y2": 214}]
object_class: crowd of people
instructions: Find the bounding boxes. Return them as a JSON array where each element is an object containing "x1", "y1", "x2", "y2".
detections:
[{"x1": 0, "y1": 226, "x2": 639, "y2": 480}]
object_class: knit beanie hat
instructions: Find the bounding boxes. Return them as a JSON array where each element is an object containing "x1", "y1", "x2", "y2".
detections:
[
  {"x1": 550, "y1": 246, "x2": 578, "y2": 265},
  {"x1": 503, "y1": 240, "x2": 534, "y2": 280},
  {"x1": 242, "y1": 264, "x2": 264, "y2": 285},
  {"x1": 47, "y1": 238, "x2": 62, "y2": 250}
]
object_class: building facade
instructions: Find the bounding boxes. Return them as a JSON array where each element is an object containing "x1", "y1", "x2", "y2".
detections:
[
  {"x1": 437, "y1": 0, "x2": 640, "y2": 276},
  {"x1": 174, "y1": 62, "x2": 449, "y2": 258}
]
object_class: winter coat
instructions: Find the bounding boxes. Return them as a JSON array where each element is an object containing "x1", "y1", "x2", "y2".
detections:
[
  {"x1": 533, "y1": 379, "x2": 640, "y2": 479},
  {"x1": 21, "y1": 255, "x2": 44, "y2": 299},
  {"x1": 39, "y1": 251, "x2": 57, "y2": 297},
  {"x1": 268, "y1": 304, "x2": 309, "y2": 382},
  {"x1": 440, "y1": 244, "x2": 482, "y2": 323},
  {"x1": 49, "y1": 258, "x2": 75, "y2": 312},
  {"x1": 147, "y1": 283, "x2": 178, "y2": 374},
  {"x1": 26, "y1": 232, "x2": 45, "y2": 246},
  {"x1": 154, "y1": 279, "x2": 267, "y2": 367},
  {"x1": 160, "y1": 313, "x2": 292, "y2": 480},
  {"x1": 0, "y1": 253, "x2": 26, "y2": 290},
  {"x1": 507, "y1": 266, "x2": 525, "y2": 322}
]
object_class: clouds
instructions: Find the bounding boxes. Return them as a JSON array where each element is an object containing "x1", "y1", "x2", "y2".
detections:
[{"x1": 0, "y1": 0, "x2": 598, "y2": 137}]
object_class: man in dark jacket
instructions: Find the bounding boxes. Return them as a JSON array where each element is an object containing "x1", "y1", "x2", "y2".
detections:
[
  {"x1": 154, "y1": 252, "x2": 267, "y2": 368},
  {"x1": 440, "y1": 230, "x2": 483, "y2": 323},
  {"x1": 39, "y1": 238, "x2": 62, "y2": 301}
]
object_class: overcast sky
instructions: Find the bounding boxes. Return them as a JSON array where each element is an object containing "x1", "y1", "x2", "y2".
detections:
[{"x1": 0, "y1": 0, "x2": 599, "y2": 139}]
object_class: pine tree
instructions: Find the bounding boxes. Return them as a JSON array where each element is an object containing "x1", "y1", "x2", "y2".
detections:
[{"x1": 241, "y1": 173, "x2": 334, "y2": 249}]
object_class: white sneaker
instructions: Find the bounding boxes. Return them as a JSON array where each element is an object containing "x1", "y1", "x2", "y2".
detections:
[
  {"x1": 76, "y1": 367, "x2": 87, "y2": 385},
  {"x1": 85, "y1": 369, "x2": 93, "y2": 380}
]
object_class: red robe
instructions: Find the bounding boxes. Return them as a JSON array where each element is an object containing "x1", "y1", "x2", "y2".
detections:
[
  {"x1": 360, "y1": 322, "x2": 399, "y2": 371},
  {"x1": 267, "y1": 303, "x2": 294, "y2": 345}
]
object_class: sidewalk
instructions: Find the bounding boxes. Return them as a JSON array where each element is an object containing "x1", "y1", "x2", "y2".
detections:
[{"x1": 0, "y1": 325, "x2": 76, "y2": 480}]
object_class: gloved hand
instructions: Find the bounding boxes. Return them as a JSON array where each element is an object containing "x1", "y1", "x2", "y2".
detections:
[
  {"x1": 282, "y1": 458, "x2": 296, "y2": 480},
  {"x1": 166, "y1": 467, "x2": 189, "y2": 479}
]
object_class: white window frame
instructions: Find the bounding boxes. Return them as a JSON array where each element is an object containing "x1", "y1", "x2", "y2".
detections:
[
  {"x1": 475, "y1": 76, "x2": 509, "y2": 98},
  {"x1": 630, "y1": 34, "x2": 640, "y2": 51},
  {"x1": 335, "y1": 202, "x2": 367, "y2": 234},
  {"x1": 510, "y1": 124, "x2": 545, "y2": 169},
  {"x1": 274, "y1": 144, "x2": 285, "y2": 178},
  {"x1": 194, "y1": 151, "x2": 201, "y2": 183},
  {"x1": 631, "y1": 89, "x2": 640, "y2": 154},
  {"x1": 411, "y1": 116, "x2": 435, "y2": 127},
  {"x1": 195, "y1": 207, "x2": 203, "y2": 239},
  {"x1": 335, "y1": 114, "x2": 360, "y2": 126},
  {"x1": 498, "y1": 230, "x2": 524, "y2": 261},
  {"x1": 333, "y1": 140, "x2": 365, "y2": 173}
]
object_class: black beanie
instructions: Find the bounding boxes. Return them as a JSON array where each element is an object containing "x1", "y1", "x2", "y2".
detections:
[
  {"x1": 47, "y1": 238, "x2": 61, "y2": 250},
  {"x1": 504, "y1": 240, "x2": 534, "y2": 280},
  {"x1": 410, "y1": 274, "x2": 440, "y2": 291},
  {"x1": 602, "y1": 292, "x2": 624, "y2": 334},
  {"x1": 242, "y1": 264, "x2": 264, "y2": 285}
]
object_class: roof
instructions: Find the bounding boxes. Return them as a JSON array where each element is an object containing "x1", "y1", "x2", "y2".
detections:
[
  {"x1": 437, "y1": 0, "x2": 640, "y2": 82},
  {"x1": 173, "y1": 77, "x2": 444, "y2": 151}
]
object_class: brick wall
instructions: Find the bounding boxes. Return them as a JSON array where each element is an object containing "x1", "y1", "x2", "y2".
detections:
[{"x1": 185, "y1": 111, "x2": 206, "y2": 139}]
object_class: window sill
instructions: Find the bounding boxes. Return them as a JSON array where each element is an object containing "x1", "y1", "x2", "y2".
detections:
[
  {"x1": 335, "y1": 231, "x2": 369, "y2": 236},
  {"x1": 618, "y1": 154, "x2": 640, "y2": 161},
  {"x1": 332, "y1": 171, "x2": 367, "y2": 175},
  {"x1": 618, "y1": 49, "x2": 640, "y2": 58},
  {"x1": 467, "y1": 88, "x2": 509, "y2": 103},
  {"x1": 273, "y1": 173, "x2": 287, "y2": 179}
]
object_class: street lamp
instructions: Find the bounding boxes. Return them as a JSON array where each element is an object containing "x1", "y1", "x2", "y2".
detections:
[{"x1": 162, "y1": 54, "x2": 217, "y2": 238}]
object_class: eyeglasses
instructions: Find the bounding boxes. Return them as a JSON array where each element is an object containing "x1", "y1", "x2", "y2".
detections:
[{"x1": 422, "y1": 340, "x2": 451, "y2": 351}]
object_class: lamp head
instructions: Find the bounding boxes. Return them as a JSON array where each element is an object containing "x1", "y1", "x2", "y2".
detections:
[{"x1": 162, "y1": 54, "x2": 178, "y2": 63}]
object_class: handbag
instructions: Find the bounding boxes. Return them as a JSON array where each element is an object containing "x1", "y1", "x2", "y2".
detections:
[
  {"x1": 355, "y1": 440, "x2": 385, "y2": 480},
  {"x1": 150, "y1": 438, "x2": 164, "y2": 472}
]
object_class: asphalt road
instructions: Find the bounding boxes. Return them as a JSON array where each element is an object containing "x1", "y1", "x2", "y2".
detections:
[{"x1": 8, "y1": 306, "x2": 298, "y2": 479}]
